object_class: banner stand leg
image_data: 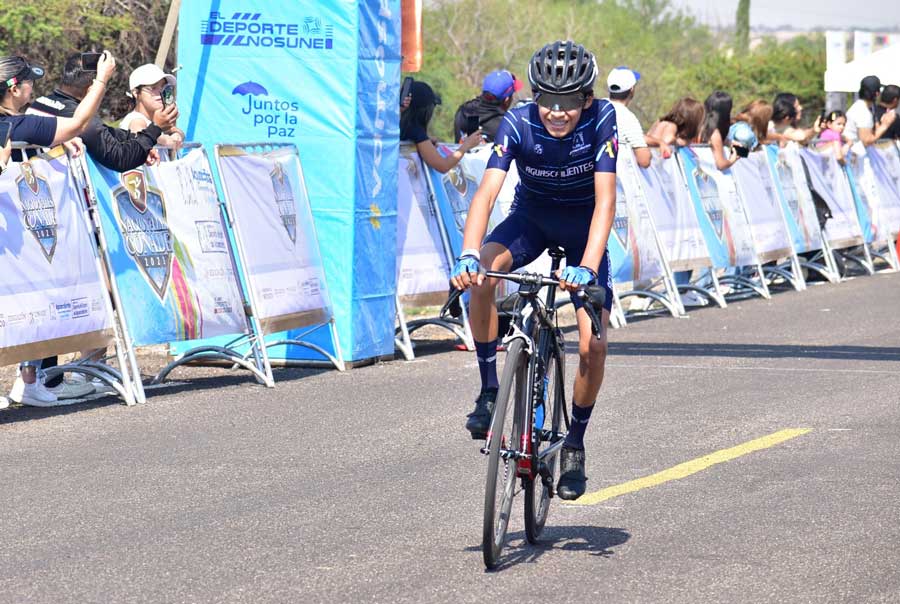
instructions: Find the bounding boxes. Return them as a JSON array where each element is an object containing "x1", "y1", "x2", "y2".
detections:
[
  {"x1": 394, "y1": 296, "x2": 416, "y2": 361},
  {"x1": 618, "y1": 289, "x2": 681, "y2": 318},
  {"x1": 610, "y1": 289, "x2": 626, "y2": 328},
  {"x1": 707, "y1": 270, "x2": 728, "y2": 308}
]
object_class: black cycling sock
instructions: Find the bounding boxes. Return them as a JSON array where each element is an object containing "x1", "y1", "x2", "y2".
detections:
[
  {"x1": 564, "y1": 402, "x2": 594, "y2": 450},
  {"x1": 474, "y1": 339, "x2": 499, "y2": 392}
]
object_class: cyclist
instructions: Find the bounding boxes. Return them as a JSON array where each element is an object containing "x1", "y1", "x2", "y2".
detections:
[{"x1": 449, "y1": 40, "x2": 617, "y2": 501}]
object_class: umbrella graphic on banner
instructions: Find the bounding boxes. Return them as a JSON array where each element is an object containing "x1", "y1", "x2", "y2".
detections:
[{"x1": 232, "y1": 82, "x2": 268, "y2": 96}]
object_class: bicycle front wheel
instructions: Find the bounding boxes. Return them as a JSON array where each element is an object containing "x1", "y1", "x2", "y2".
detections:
[
  {"x1": 483, "y1": 338, "x2": 529, "y2": 569},
  {"x1": 524, "y1": 341, "x2": 567, "y2": 543}
]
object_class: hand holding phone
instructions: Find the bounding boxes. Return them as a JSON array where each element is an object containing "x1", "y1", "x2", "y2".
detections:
[{"x1": 399, "y1": 76, "x2": 413, "y2": 107}]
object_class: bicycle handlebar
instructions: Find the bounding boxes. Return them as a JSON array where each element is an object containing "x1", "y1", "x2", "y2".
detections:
[{"x1": 441, "y1": 270, "x2": 607, "y2": 338}]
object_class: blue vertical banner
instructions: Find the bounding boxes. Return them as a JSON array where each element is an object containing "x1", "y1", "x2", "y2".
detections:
[{"x1": 177, "y1": 1, "x2": 401, "y2": 362}]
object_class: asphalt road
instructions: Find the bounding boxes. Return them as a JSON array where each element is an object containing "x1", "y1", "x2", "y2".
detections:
[{"x1": 2, "y1": 273, "x2": 900, "y2": 603}]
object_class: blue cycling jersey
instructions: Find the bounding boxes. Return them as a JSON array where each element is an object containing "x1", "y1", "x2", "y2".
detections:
[{"x1": 486, "y1": 99, "x2": 618, "y2": 207}]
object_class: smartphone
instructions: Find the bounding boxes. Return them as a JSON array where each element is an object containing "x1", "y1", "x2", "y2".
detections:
[
  {"x1": 81, "y1": 52, "x2": 102, "y2": 71},
  {"x1": 399, "y1": 76, "x2": 413, "y2": 105},
  {"x1": 465, "y1": 115, "x2": 480, "y2": 136},
  {"x1": 161, "y1": 84, "x2": 175, "y2": 107}
]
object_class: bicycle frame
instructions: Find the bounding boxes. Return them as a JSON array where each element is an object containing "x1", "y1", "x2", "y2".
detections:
[{"x1": 481, "y1": 248, "x2": 572, "y2": 482}]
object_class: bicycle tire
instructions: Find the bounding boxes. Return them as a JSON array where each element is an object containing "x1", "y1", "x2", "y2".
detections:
[
  {"x1": 524, "y1": 341, "x2": 567, "y2": 543},
  {"x1": 482, "y1": 338, "x2": 528, "y2": 569}
]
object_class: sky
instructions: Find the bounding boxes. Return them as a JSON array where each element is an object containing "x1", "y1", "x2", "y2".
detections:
[{"x1": 666, "y1": 0, "x2": 900, "y2": 30}]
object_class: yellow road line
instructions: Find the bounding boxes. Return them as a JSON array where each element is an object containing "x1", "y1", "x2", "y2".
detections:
[{"x1": 570, "y1": 428, "x2": 812, "y2": 506}]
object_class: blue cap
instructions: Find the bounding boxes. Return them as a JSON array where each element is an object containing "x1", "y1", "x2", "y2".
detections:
[
  {"x1": 482, "y1": 70, "x2": 522, "y2": 101},
  {"x1": 727, "y1": 121, "x2": 758, "y2": 150}
]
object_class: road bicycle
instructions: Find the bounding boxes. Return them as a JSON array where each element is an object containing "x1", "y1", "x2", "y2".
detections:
[{"x1": 443, "y1": 247, "x2": 606, "y2": 569}]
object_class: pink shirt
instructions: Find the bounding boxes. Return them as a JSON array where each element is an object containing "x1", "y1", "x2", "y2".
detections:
[{"x1": 819, "y1": 128, "x2": 842, "y2": 143}]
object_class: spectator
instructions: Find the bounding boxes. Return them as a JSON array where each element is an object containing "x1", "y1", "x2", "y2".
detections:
[
  {"x1": 873, "y1": 84, "x2": 900, "y2": 140},
  {"x1": 1, "y1": 52, "x2": 117, "y2": 406},
  {"x1": 817, "y1": 109, "x2": 851, "y2": 162},
  {"x1": 769, "y1": 92, "x2": 820, "y2": 144},
  {"x1": 401, "y1": 79, "x2": 481, "y2": 173},
  {"x1": 646, "y1": 97, "x2": 706, "y2": 306},
  {"x1": 733, "y1": 99, "x2": 772, "y2": 146},
  {"x1": 453, "y1": 69, "x2": 522, "y2": 142},
  {"x1": 120, "y1": 64, "x2": 184, "y2": 149},
  {"x1": 845, "y1": 75, "x2": 896, "y2": 147},
  {"x1": 29, "y1": 53, "x2": 179, "y2": 171},
  {"x1": 701, "y1": 91, "x2": 739, "y2": 170},
  {"x1": 605, "y1": 66, "x2": 662, "y2": 168},
  {"x1": 646, "y1": 97, "x2": 705, "y2": 146}
]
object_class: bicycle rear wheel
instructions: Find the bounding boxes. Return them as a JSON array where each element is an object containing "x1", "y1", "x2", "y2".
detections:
[
  {"x1": 483, "y1": 338, "x2": 528, "y2": 569},
  {"x1": 524, "y1": 342, "x2": 567, "y2": 543}
]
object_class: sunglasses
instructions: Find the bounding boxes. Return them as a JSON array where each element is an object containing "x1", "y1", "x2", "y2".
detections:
[{"x1": 535, "y1": 92, "x2": 586, "y2": 111}]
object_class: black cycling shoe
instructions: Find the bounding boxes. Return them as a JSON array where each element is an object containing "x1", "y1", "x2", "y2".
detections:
[
  {"x1": 465, "y1": 389, "x2": 498, "y2": 439},
  {"x1": 557, "y1": 445, "x2": 588, "y2": 500}
]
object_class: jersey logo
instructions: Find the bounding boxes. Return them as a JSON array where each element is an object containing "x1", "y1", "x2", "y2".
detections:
[
  {"x1": 605, "y1": 140, "x2": 616, "y2": 158},
  {"x1": 534, "y1": 144, "x2": 543, "y2": 155},
  {"x1": 492, "y1": 143, "x2": 506, "y2": 158},
  {"x1": 570, "y1": 131, "x2": 590, "y2": 156}
]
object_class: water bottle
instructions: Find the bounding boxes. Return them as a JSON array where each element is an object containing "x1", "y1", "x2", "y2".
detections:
[{"x1": 534, "y1": 374, "x2": 548, "y2": 431}]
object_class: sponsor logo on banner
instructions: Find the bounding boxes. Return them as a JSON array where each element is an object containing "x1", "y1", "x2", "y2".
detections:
[
  {"x1": 72, "y1": 297, "x2": 89, "y2": 319},
  {"x1": 232, "y1": 81, "x2": 300, "y2": 138},
  {"x1": 112, "y1": 170, "x2": 173, "y2": 300},
  {"x1": 200, "y1": 11, "x2": 334, "y2": 49},
  {"x1": 17, "y1": 162, "x2": 58, "y2": 263},
  {"x1": 613, "y1": 178, "x2": 629, "y2": 248},
  {"x1": 442, "y1": 164, "x2": 478, "y2": 233},
  {"x1": 270, "y1": 162, "x2": 297, "y2": 243},
  {"x1": 195, "y1": 220, "x2": 228, "y2": 253},
  {"x1": 776, "y1": 158, "x2": 801, "y2": 224},
  {"x1": 693, "y1": 168, "x2": 724, "y2": 239}
]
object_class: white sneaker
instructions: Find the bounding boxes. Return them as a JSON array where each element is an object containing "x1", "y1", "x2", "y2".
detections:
[
  {"x1": 680, "y1": 291, "x2": 709, "y2": 307},
  {"x1": 47, "y1": 379, "x2": 95, "y2": 399},
  {"x1": 20, "y1": 381, "x2": 60, "y2": 407},
  {"x1": 0, "y1": 396, "x2": 9, "y2": 410}
]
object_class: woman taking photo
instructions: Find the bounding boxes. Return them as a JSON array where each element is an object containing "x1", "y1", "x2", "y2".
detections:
[
  {"x1": 0, "y1": 53, "x2": 116, "y2": 150},
  {"x1": 400, "y1": 79, "x2": 482, "y2": 173},
  {"x1": 120, "y1": 63, "x2": 185, "y2": 149}
]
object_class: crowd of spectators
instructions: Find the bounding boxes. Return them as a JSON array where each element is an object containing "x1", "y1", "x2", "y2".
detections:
[{"x1": 0, "y1": 50, "x2": 184, "y2": 409}]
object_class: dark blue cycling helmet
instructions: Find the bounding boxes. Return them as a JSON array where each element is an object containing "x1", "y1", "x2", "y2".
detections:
[{"x1": 528, "y1": 40, "x2": 597, "y2": 95}]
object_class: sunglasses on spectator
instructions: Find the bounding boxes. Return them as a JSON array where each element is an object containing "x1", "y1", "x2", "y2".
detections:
[{"x1": 535, "y1": 92, "x2": 587, "y2": 111}]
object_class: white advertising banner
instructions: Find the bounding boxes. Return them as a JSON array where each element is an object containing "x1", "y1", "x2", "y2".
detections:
[
  {"x1": 800, "y1": 147, "x2": 864, "y2": 249},
  {"x1": 0, "y1": 151, "x2": 113, "y2": 365},
  {"x1": 216, "y1": 146, "x2": 332, "y2": 333},
  {"x1": 610, "y1": 147, "x2": 668, "y2": 282},
  {"x1": 396, "y1": 151, "x2": 451, "y2": 304},
  {"x1": 678, "y1": 146, "x2": 757, "y2": 268},
  {"x1": 730, "y1": 151, "x2": 793, "y2": 262},
  {"x1": 767, "y1": 144, "x2": 824, "y2": 254},
  {"x1": 848, "y1": 146, "x2": 900, "y2": 241},
  {"x1": 640, "y1": 150, "x2": 711, "y2": 272}
]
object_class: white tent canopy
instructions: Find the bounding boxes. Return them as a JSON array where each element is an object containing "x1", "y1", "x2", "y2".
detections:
[{"x1": 825, "y1": 43, "x2": 900, "y2": 92}]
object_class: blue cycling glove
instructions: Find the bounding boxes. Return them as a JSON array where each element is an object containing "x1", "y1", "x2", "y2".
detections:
[
  {"x1": 451, "y1": 254, "x2": 481, "y2": 280},
  {"x1": 560, "y1": 265, "x2": 597, "y2": 286}
]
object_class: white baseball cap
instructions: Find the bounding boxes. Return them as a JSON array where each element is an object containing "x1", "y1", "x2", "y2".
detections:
[
  {"x1": 128, "y1": 64, "x2": 176, "y2": 93},
  {"x1": 606, "y1": 66, "x2": 641, "y2": 93}
]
